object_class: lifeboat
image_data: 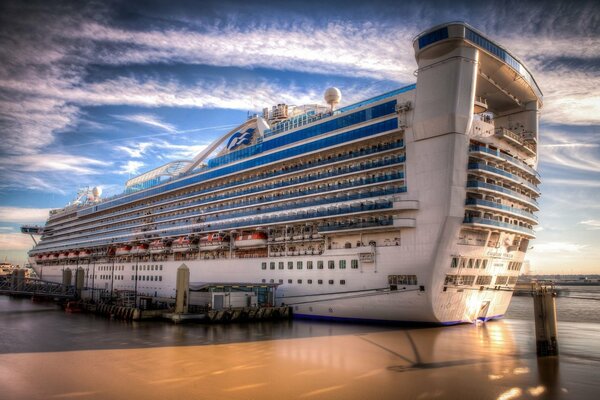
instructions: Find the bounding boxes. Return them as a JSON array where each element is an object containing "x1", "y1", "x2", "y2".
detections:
[
  {"x1": 67, "y1": 251, "x2": 79, "y2": 259},
  {"x1": 58, "y1": 252, "x2": 69, "y2": 260},
  {"x1": 234, "y1": 232, "x2": 268, "y2": 248},
  {"x1": 199, "y1": 232, "x2": 229, "y2": 251},
  {"x1": 172, "y1": 236, "x2": 199, "y2": 253},
  {"x1": 35, "y1": 254, "x2": 43, "y2": 262},
  {"x1": 131, "y1": 243, "x2": 149, "y2": 255},
  {"x1": 79, "y1": 250, "x2": 92, "y2": 259},
  {"x1": 149, "y1": 239, "x2": 169, "y2": 254},
  {"x1": 115, "y1": 245, "x2": 132, "y2": 256},
  {"x1": 48, "y1": 253, "x2": 58, "y2": 260}
]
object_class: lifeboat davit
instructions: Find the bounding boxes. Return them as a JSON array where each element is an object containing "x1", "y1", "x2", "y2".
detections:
[
  {"x1": 172, "y1": 236, "x2": 199, "y2": 253},
  {"x1": 234, "y1": 232, "x2": 268, "y2": 248},
  {"x1": 131, "y1": 243, "x2": 149, "y2": 255},
  {"x1": 149, "y1": 239, "x2": 169, "y2": 254},
  {"x1": 115, "y1": 245, "x2": 132, "y2": 256},
  {"x1": 67, "y1": 251, "x2": 79, "y2": 259},
  {"x1": 199, "y1": 232, "x2": 229, "y2": 251}
]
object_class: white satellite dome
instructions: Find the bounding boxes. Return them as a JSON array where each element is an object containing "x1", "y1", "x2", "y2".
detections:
[
  {"x1": 324, "y1": 87, "x2": 342, "y2": 110},
  {"x1": 92, "y1": 186, "x2": 102, "y2": 197}
]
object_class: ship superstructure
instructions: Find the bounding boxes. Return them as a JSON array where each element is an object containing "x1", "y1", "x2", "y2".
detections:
[{"x1": 25, "y1": 22, "x2": 542, "y2": 324}]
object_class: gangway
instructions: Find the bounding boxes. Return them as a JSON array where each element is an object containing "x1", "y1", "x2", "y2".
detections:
[{"x1": 0, "y1": 276, "x2": 76, "y2": 299}]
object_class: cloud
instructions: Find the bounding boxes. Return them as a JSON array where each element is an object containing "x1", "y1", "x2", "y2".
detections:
[
  {"x1": 542, "y1": 178, "x2": 600, "y2": 188},
  {"x1": 118, "y1": 160, "x2": 145, "y2": 176},
  {"x1": 0, "y1": 207, "x2": 52, "y2": 224},
  {"x1": 0, "y1": 233, "x2": 36, "y2": 251},
  {"x1": 115, "y1": 113, "x2": 177, "y2": 133},
  {"x1": 580, "y1": 220, "x2": 600, "y2": 230},
  {"x1": 539, "y1": 130, "x2": 600, "y2": 172},
  {"x1": 531, "y1": 241, "x2": 588, "y2": 254},
  {"x1": 0, "y1": 153, "x2": 110, "y2": 175}
]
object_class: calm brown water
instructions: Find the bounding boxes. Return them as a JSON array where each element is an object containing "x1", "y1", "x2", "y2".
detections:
[{"x1": 1, "y1": 293, "x2": 599, "y2": 399}]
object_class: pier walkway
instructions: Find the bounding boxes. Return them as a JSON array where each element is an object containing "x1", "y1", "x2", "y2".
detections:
[{"x1": 0, "y1": 276, "x2": 76, "y2": 300}]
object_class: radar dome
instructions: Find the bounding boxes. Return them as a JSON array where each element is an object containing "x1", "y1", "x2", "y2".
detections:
[
  {"x1": 324, "y1": 87, "x2": 342, "y2": 110},
  {"x1": 92, "y1": 186, "x2": 102, "y2": 197}
]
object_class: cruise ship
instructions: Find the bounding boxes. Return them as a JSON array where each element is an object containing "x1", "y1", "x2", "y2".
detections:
[{"x1": 24, "y1": 22, "x2": 542, "y2": 324}]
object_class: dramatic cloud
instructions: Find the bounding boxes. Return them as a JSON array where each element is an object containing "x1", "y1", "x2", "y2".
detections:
[
  {"x1": 118, "y1": 160, "x2": 145, "y2": 176},
  {"x1": 0, "y1": 207, "x2": 52, "y2": 224},
  {"x1": 115, "y1": 114, "x2": 177, "y2": 133}
]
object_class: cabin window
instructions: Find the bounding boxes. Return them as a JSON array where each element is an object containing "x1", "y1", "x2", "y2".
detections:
[
  {"x1": 297, "y1": 279, "x2": 302, "y2": 284},
  {"x1": 339, "y1": 260, "x2": 346, "y2": 269},
  {"x1": 297, "y1": 261, "x2": 303, "y2": 269},
  {"x1": 450, "y1": 257, "x2": 459, "y2": 268},
  {"x1": 261, "y1": 262, "x2": 267, "y2": 270},
  {"x1": 328, "y1": 260, "x2": 335, "y2": 269},
  {"x1": 351, "y1": 259, "x2": 359, "y2": 269},
  {"x1": 307, "y1": 261, "x2": 313, "y2": 269},
  {"x1": 340, "y1": 280, "x2": 346, "y2": 285},
  {"x1": 279, "y1": 262, "x2": 284, "y2": 270},
  {"x1": 318, "y1": 279, "x2": 323, "y2": 285},
  {"x1": 269, "y1": 262, "x2": 275, "y2": 270},
  {"x1": 288, "y1": 279, "x2": 293, "y2": 284},
  {"x1": 288, "y1": 261, "x2": 293, "y2": 270},
  {"x1": 328, "y1": 280, "x2": 334, "y2": 285}
]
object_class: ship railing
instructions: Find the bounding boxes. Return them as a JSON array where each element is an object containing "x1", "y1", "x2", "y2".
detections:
[
  {"x1": 34, "y1": 198, "x2": 400, "y2": 252},
  {"x1": 58, "y1": 141, "x2": 405, "y2": 231},
  {"x1": 467, "y1": 163, "x2": 540, "y2": 194},
  {"x1": 41, "y1": 170, "x2": 407, "y2": 245},
  {"x1": 494, "y1": 128, "x2": 537, "y2": 156},
  {"x1": 466, "y1": 181, "x2": 539, "y2": 209},
  {"x1": 463, "y1": 216, "x2": 535, "y2": 236},
  {"x1": 465, "y1": 198, "x2": 538, "y2": 222},
  {"x1": 45, "y1": 178, "x2": 406, "y2": 248},
  {"x1": 469, "y1": 145, "x2": 539, "y2": 179}
]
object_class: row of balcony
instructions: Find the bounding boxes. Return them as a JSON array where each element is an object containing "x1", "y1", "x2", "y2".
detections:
[
  {"x1": 465, "y1": 198, "x2": 538, "y2": 223},
  {"x1": 466, "y1": 181, "x2": 539, "y2": 209},
  {"x1": 468, "y1": 145, "x2": 539, "y2": 180},
  {"x1": 463, "y1": 216, "x2": 535, "y2": 237},
  {"x1": 47, "y1": 140, "x2": 405, "y2": 232},
  {"x1": 468, "y1": 163, "x2": 540, "y2": 194}
]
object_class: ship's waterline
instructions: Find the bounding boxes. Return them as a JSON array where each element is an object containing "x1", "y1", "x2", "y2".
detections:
[{"x1": 25, "y1": 22, "x2": 542, "y2": 324}]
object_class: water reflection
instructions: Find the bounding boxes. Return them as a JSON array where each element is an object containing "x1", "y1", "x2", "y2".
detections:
[{"x1": 1, "y1": 297, "x2": 598, "y2": 399}]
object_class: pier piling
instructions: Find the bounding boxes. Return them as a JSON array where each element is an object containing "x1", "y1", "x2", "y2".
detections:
[
  {"x1": 175, "y1": 263, "x2": 190, "y2": 314},
  {"x1": 533, "y1": 283, "x2": 559, "y2": 357}
]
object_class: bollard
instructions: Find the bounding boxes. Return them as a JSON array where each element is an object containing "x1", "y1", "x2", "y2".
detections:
[
  {"x1": 75, "y1": 267, "x2": 85, "y2": 298},
  {"x1": 175, "y1": 263, "x2": 190, "y2": 314},
  {"x1": 533, "y1": 284, "x2": 559, "y2": 356}
]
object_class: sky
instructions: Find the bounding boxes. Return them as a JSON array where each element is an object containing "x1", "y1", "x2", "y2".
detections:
[{"x1": 0, "y1": 0, "x2": 598, "y2": 274}]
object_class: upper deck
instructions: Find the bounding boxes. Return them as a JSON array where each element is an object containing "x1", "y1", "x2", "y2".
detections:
[{"x1": 414, "y1": 22, "x2": 542, "y2": 110}]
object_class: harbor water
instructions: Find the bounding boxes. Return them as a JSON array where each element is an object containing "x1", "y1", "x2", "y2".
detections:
[{"x1": 1, "y1": 288, "x2": 599, "y2": 399}]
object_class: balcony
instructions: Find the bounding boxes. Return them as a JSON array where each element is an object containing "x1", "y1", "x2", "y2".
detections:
[
  {"x1": 469, "y1": 145, "x2": 539, "y2": 181},
  {"x1": 468, "y1": 163, "x2": 540, "y2": 194},
  {"x1": 463, "y1": 216, "x2": 535, "y2": 237},
  {"x1": 466, "y1": 181, "x2": 539, "y2": 210},
  {"x1": 495, "y1": 128, "x2": 536, "y2": 157},
  {"x1": 465, "y1": 198, "x2": 538, "y2": 223}
]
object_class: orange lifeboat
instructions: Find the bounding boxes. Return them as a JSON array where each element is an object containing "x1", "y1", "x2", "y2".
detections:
[
  {"x1": 48, "y1": 253, "x2": 58, "y2": 260},
  {"x1": 149, "y1": 239, "x2": 169, "y2": 254},
  {"x1": 79, "y1": 250, "x2": 92, "y2": 258},
  {"x1": 199, "y1": 232, "x2": 229, "y2": 251},
  {"x1": 115, "y1": 245, "x2": 132, "y2": 256},
  {"x1": 234, "y1": 232, "x2": 268, "y2": 248},
  {"x1": 67, "y1": 250, "x2": 79, "y2": 259},
  {"x1": 172, "y1": 237, "x2": 199, "y2": 253},
  {"x1": 58, "y1": 252, "x2": 69, "y2": 260},
  {"x1": 131, "y1": 243, "x2": 149, "y2": 255}
]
